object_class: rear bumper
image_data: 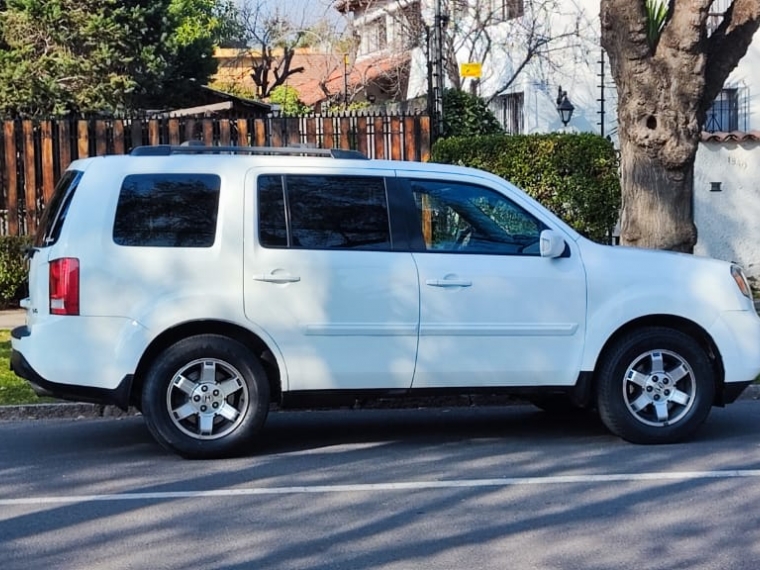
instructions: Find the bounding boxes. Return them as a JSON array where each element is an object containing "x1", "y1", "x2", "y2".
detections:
[{"x1": 11, "y1": 325, "x2": 133, "y2": 409}]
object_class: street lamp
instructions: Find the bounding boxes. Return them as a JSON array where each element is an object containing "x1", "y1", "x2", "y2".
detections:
[{"x1": 556, "y1": 86, "x2": 574, "y2": 126}]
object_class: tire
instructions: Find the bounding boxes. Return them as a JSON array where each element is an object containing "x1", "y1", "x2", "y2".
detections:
[
  {"x1": 596, "y1": 327, "x2": 715, "y2": 444},
  {"x1": 141, "y1": 334, "x2": 270, "y2": 459}
]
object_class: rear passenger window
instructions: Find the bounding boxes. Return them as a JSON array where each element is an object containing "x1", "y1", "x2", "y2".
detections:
[
  {"x1": 113, "y1": 174, "x2": 221, "y2": 247},
  {"x1": 258, "y1": 175, "x2": 391, "y2": 250}
]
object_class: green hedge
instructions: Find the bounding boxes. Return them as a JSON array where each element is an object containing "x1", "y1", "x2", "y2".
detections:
[
  {"x1": 442, "y1": 89, "x2": 503, "y2": 138},
  {"x1": 0, "y1": 236, "x2": 30, "y2": 308},
  {"x1": 431, "y1": 133, "x2": 621, "y2": 243}
]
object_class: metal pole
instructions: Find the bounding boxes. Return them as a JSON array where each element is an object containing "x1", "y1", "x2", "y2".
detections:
[
  {"x1": 426, "y1": 26, "x2": 435, "y2": 119},
  {"x1": 344, "y1": 54, "x2": 349, "y2": 111},
  {"x1": 598, "y1": 50, "x2": 606, "y2": 137},
  {"x1": 433, "y1": 0, "x2": 445, "y2": 139}
]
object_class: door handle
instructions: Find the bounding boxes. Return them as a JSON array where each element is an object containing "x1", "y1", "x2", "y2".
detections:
[
  {"x1": 253, "y1": 274, "x2": 301, "y2": 284},
  {"x1": 425, "y1": 278, "x2": 472, "y2": 288}
]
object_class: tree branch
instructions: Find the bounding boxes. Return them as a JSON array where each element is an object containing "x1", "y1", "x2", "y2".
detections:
[
  {"x1": 600, "y1": 0, "x2": 650, "y2": 75},
  {"x1": 487, "y1": 28, "x2": 579, "y2": 101},
  {"x1": 702, "y1": 0, "x2": 760, "y2": 111},
  {"x1": 658, "y1": 0, "x2": 711, "y2": 57}
]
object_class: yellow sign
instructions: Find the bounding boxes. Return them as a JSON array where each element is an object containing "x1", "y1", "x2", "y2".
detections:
[{"x1": 460, "y1": 62, "x2": 482, "y2": 78}]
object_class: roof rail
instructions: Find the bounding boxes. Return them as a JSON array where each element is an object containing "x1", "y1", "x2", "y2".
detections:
[{"x1": 130, "y1": 145, "x2": 369, "y2": 160}]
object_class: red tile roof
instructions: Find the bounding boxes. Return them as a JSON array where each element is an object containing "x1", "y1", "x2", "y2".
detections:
[
  {"x1": 213, "y1": 48, "x2": 410, "y2": 108},
  {"x1": 295, "y1": 53, "x2": 411, "y2": 105},
  {"x1": 700, "y1": 130, "x2": 760, "y2": 142}
]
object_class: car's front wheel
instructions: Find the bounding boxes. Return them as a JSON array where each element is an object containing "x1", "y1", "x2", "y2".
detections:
[
  {"x1": 596, "y1": 327, "x2": 715, "y2": 444},
  {"x1": 142, "y1": 334, "x2": 270, "y2": 458}
]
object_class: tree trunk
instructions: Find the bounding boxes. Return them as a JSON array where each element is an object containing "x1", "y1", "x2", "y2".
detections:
[
  {"x1": 614, "y1": 55, "x2": 702, "y2": 252},
  {"x1": 601, "y1": 0, "x2": 760, "y2": 253},
  {"x1": 618, "y1": 132, "x2": 697, "y2": 252},
  {"x1": 602, "y1": 1, "x2": 705, "y2": 252}
]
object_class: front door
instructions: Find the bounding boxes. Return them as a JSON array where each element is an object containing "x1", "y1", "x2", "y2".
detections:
[
  {"x1": 402, "y1": 175, "x2": 587, "y2": 388},
  {"x1": 244, "y1": 167, "x2": 420, "y2": 392}
]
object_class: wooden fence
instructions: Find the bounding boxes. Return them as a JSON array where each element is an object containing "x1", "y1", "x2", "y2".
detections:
[{"x1": 0, "y1": 113, "x2": 432, "y2": 236}]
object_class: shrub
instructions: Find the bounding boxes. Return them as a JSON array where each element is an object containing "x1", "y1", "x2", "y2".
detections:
[
  {"x1": 325, "y1": 100, "x2": 372, "y2": 114},
  {"x1": 269, "y1": 85, "x2": 312, "y2": 116},
  {"x1": 441, "y1": 89, "x2": 503, "y2": 138},
  {"x1": 0, "y1": 236, "x2": 30, "y2": 308},
  {"x1": 206, "y1": 81, "x2": 259, "y2": 101},
  {"x1": 431, "y1": 133, "x2": 621, "y2": 243}
]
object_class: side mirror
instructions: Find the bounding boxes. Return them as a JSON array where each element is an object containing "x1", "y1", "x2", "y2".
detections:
[{"x1": 540, "y1": 229, "x2": 566, "y2": 259}]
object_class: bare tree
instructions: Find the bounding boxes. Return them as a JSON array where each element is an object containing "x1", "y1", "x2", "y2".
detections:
[
  {"x1": 235, "y1": 1, "x2": 306, "y2": 98},
  {"x1": 453, "y1": 0, "x2": 592, "y2": 103},
  {"x1": 349, "y1": 0, "x2": 593, "y2": 101},
  {"x1": 235, "y1": 0, "x2": 350, "y2": 99},
  {"x1": 602, "y1": 0, "x2": 760, "y2": 251}
]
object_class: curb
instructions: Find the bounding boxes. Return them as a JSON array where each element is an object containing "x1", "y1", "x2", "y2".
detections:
[
  {"x1": 2, "y1": 386, "x2": 759, "y2": 422},
  {"x1": 0, "y1": 403, "x2": 142, "y2": 421}
]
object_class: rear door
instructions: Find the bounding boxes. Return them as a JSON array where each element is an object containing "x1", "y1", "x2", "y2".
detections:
[
  {"x1": 243, "y1": 167, "x2": 420, "y2": 392},
  {"x1": 23, "y1": 168, "x2": 85, "y2": 326}
]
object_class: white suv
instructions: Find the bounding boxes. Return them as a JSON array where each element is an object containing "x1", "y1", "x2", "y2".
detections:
[{"x1": 11, "y1": 145, "x2": 760, "y2": 458}]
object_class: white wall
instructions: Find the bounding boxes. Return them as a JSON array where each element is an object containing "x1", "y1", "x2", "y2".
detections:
[
  {"x1": 408, "y1": 0, "x2": 613, "y2": 135},
  {"x1": 694, "y1": 141, "x2": 760, "y2": 277},
  {"x1": 406, "y1": 0, "x2": 760, "y2": 139}
]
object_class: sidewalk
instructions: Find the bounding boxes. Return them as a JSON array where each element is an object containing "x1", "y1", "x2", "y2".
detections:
[{"x1": 0, "y1": 309, "x2": 24, "y2": 330}]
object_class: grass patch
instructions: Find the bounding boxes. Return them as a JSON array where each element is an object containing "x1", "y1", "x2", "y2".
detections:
[{"x1": 0, "y1": 330, "x2": 53, "y2": 405}]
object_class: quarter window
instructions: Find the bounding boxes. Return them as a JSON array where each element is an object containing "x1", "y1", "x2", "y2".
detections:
[
  {"x1": 257, "y1": 175, "x2": 392, "y2": 250},
  {"x1": 258, "y1": 175, "x2": 288, "y2": 247},
  {"x1": 113, "y1": 174, "x2": 221, "y2": 247},
  {"x1": 409, "y1": 179, "x2": 545, "y2": 255},
  {"x1": 35, "y1": 170, "x2": 83, "y2": 247}
]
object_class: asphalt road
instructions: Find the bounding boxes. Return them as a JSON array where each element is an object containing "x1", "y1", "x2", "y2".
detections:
[{"x1": 2, "y1": 403, "x2": 760, "y2": 570}]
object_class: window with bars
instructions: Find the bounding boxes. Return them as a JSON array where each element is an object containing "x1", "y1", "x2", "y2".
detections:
[
  {"x1": 489, "y1": 92, "x2": 524, "y2": 134},
  {"x1": 487, "y1": 0, "x2": 524, "y2": 22},
  {"x1": 505, "y1": 0, "x2": 524, "y2": 19},
  {"x1": 400, "y1": 3, "x2": 422, "y2": 49},
  {"x1": 704, "y1": 88, "x2": 740, "y2": 132},
  {"x1": 707, "y1": 0, "x2": 731, "y2": 35},
  {"x1": 359, "y1": 18, "x2": 388, "y2": 55}
]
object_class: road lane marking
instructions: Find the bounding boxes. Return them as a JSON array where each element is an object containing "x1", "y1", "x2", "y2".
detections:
[{"x1": 3, "y1": 469, "x2": 760, "y2": 506}]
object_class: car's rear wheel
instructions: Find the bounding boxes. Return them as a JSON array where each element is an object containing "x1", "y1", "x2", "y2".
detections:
[
  {"x1": 596, "y1": 327, "x2": 715, "y2": 444},
  {"x1": 142, "y1": 334, "x2": 270, "y2": 458}
]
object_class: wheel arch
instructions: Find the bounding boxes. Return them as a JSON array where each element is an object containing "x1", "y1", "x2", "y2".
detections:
[
  {"x1": 588, "y1": 315, "x2": 726, "y2": 406},
  {"x1": 130, "y1": 320, "x2": 283, "y2": 408}
]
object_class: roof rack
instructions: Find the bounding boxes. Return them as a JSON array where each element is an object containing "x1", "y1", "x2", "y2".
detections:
[{"x1": 130, "y1": 144, "x2": 369, "y2": 160}]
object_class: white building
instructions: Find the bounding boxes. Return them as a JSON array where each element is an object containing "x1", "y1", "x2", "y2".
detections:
[{"x1": 338, "y1": 0, "x2": 757, "y2": 139}]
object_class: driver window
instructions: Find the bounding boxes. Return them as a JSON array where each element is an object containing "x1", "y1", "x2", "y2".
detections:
[{"x1": 410, "y1": 179, "x2": 545, "y2": 255}]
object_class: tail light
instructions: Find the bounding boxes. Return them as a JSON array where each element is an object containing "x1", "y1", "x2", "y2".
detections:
[{"x1": 49, "y1": 258, "x2": 80, "y2": 315}]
